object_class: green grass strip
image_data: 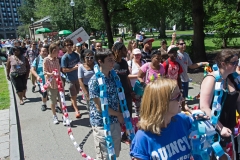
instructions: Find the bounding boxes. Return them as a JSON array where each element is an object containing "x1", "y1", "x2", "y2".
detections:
[{"x1": 0, "y1": 67, "x2": 10, "y2": 110}]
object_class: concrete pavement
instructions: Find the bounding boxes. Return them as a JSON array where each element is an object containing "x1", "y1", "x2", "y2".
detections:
[
  {"x1": 9, "y1": 79, "x2": 200, "y2": 160},
  {"x1": 0, "y1": 109, "x2": 9, "y2": 160}
]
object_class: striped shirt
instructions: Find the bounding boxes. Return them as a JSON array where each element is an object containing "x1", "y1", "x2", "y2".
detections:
[{"x1": 43, "y1": 56, "x2": 60, "y2": 89}]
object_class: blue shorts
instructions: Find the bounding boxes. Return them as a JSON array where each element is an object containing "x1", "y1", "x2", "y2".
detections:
[{"x1": 181, "y1": 82, "x2": 189, "y2": 98}]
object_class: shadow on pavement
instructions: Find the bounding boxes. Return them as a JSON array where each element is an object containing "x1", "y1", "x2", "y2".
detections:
[
  {"x1": 71, "y1": 117, "x2": 91, "y2": 128},
  {"x1": 23, "y1": 97, "x2": 41, "y2": 103},
  {"x1": 79, "y1": 129, "x2": 93, "y2": 149}
]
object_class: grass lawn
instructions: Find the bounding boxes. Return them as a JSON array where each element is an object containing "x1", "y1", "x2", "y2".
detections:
[
  {"x1": 0, "y1": 67, "x2": 10, "y2": 110},
  {"x1": 99, "y1": 30, "x2": 240, "y2": 53}
]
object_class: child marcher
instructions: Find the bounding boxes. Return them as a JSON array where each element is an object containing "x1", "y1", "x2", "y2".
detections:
[
  {"x1": 88, "y1": 49, "x2": 124, "y2": 159},
  {"x1": 163, "y1": 45, "x2": 183, "y2": 89}
]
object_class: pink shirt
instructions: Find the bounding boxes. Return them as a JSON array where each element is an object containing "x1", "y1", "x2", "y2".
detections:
[{"x1": 140, "y1": 62, "x2": 165, "y2": 84}]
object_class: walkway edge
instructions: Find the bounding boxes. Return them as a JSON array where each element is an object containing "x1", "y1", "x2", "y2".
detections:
[{"x1": 3, "y1": 64, "x2": 22, "y2": 160}]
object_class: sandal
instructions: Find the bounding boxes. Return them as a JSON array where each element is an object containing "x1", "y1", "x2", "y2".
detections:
[{"x1": 20, "y1": 101, "x2": 24, "y2": 105}]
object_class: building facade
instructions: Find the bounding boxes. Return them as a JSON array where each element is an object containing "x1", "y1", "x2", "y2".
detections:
[{"x1": 0, "y1": 0, "x2": 21, "y2": 39}]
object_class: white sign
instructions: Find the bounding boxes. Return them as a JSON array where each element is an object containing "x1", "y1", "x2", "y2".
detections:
[
  {"x1": 173, "y1": 24, "x2": 176, "y2": 31},
  {"x1": 66, "y1": 27, "x2": 90, "y2": 44}
]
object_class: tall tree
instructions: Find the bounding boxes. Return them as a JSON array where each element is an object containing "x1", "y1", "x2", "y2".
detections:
[
  {"x1": 17, "y1": 0, "x2": 36, "y2": 24},
  {"x1": 192, "y1": 0, "x2": 207, "y2": 61}
]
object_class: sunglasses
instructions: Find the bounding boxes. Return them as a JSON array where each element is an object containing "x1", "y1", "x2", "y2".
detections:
[
  {"x1": 65, "y1": 44, "x2": 73, "y2": 47},
  {"x1": 170, "y1": 93, "x2": 183, "y2": 102},
  {"x1": 85, "y1": 56, "x2": 94, "y2": 60},
  {"x1": 179, "y1": 43, "x2": 186, "y2": 45},
  {"x1": 228, "y1": 60, "x2": 239, "y2": 66},
  {"x1": 33, "y1": 44, "x2": 37, "y2": 45}
]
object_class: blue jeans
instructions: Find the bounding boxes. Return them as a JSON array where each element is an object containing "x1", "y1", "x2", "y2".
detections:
[{"x1": 181, "y1": 82, "x2": 189, "y2": 98}]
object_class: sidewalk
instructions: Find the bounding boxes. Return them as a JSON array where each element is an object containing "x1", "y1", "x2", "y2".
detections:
[
  {"x1": 7, "y1": 80, "x2": 200, "y2": 160},
  {"x1": 0, "y1": 109, "x2": 9, "y2": 160}
]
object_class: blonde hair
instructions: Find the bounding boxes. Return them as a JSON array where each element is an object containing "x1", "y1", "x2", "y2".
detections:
[{"x1": 138, "y1": 78, "x2": 178, "y2": 135}]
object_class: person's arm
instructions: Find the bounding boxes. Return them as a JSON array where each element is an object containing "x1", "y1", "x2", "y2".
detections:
[
  {"x1": 92, "y1": 97, "x2": 124, "y2": 123},
  {"x1": 43, "y1": 59, "x2": 54, "y2": 76},
  {"x1": 128, "y1": 74, "x2": 138, "y2": 79},
  {"x1": 177, "y1": 75, "x2": 182, "y2": 89},
  {"x1": 79, "y1": 78, "x2": 88, "y2": 98},
  {"x1": 137, "y1": 69, "x2": 146, "y2": 84},
  {"x1": 6, "y1": 58, "x2": 11, "y2": 80},
  {"x1": 61, "y1": 56, "x2": 78, "y2": 73},
  {"x1": 31, "y1": 67, "x2": 41, "y2": 81},
  {"x1": 188, "y1": 62, "x2": 209, "y2": 69},
  {"x1": 25, "y1": 58, "x2": 30, "y2": 79}
]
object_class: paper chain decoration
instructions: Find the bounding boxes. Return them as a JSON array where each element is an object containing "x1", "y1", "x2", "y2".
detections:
[
  {"x1": 188, "y1": 110, "x2": 231, "y2": 160},
  {"x1": 93, "y1": 64, "x2": 135, "y2": 160},
  {"x1": 39, "y1": 69, "x2": 96, "y2": 160}
]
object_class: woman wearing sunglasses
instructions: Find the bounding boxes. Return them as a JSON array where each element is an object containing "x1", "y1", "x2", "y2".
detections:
[
  {"x1": 78, "y1": 49, "x2": 95, "y2": 110},
  {"x1": 130, "y1": 78, "x2": 193, "y2": 160},
  {"x1": 200, "y1": 49, "x2": 240, "y2": 159}
]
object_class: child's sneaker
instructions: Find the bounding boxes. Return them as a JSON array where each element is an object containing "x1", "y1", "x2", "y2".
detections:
[{"x1": 53, "y1": 115, "x2": 59, "y2": 124}]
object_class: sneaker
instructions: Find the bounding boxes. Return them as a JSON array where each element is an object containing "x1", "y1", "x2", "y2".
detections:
[
  {"x1": 75, "y1": 111, "x2": 81, "y2": 118},
  {"x1": 32, "y1": 85, "x2": 36, "y2": 93},
  {"x1": 53, "y1": 115, "x2": 59, "y2": 124},
  {"x1": 55, "y1": 106, "x2": 62, "y2": 113},
  {"x1": 41, "y1": 104, "x2": 47, "y2": 111}
]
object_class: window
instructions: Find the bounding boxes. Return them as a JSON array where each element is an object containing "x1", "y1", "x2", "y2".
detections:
[
  {"x1": 8, "y1": 13, "x2": 12, "y2": 17},
  {"x1": 15, "y1": 18, "x2": 18, "y2": 21},
  {"x1": 15, "y1": 22, "x2": 19, "y2": 25},
  {"x1": 13, "y1": 8, "x2": 17, "y2": 12},
  {"x1": 6, "y1": 3, "x2": 10, "y2": 7},
  {"x1": 14, "y1": 13, "x2": 17, "y2": 17},
  {"x1": 2, "y1": 8, "x2": 5, "y2": 11},
  {"x1": 17, "y1": 3, "x2": 20, "y2": 6},
  {"x1": 0, "y1": 2, "x2": 4, "y2": 7},
  {"x1": 7, "y1": 8, "x2": 11, "y2": 12},
  {"x1": 12, "y1": 3, "x2": 16, "y2": 7},
  {"x1": 2, "y1": 13, "x2": 6, "y2": 17},
  {"x1": 9, "y1": 23, "x2": 13, "y2": 26},
  {"x1": 12, "y1": 0, "x2": 15, "y2": 2}
]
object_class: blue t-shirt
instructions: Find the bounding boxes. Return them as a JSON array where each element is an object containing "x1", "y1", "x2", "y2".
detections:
[
  {"x1": 130, "y1": 113, "x2": 192, "y2": 160},
  {"x1": 31, "y1": 56, "x2": 45, "y2": 84},
  {"x1": 88, "y1": 74, "x2": 119, "y2": 127},
  {"x1": 61, "y1": 52, "x2": 80, "y2": 82}
]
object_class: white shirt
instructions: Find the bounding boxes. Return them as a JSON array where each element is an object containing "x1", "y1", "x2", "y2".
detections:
[{"x1": 127, "y1": 60, "x2": 145, "y2": 87}]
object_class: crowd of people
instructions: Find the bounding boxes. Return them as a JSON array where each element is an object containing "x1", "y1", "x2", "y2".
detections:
[{"x1": 3, "y1": 33, "x2": 240, "y2": 160}]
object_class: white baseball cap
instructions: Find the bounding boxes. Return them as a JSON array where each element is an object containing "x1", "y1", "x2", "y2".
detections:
[
  {"x1": 167, "y1": 45, "x2": 179, "y2": 53},
  {"x1": 132, "y1": 48, "x2": 141, "y2": 55}
]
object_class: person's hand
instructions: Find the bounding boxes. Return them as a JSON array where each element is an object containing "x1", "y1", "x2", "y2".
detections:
[
  {"x1": 37, "y1": 76, "x2": 41, "y2": 81},
  {"x1": 117, "y1": 113, "x2": 124, "y2": 124},
  {"x1": 140, "y1": 82, "x2": 146, "y2": 89},
  {"x1": 74, "y1": 64, "x2": 79, "y2": 70},
  {"x1": 203, "y1": 62, "x2": 209, "y2": 66},
  {"x1": 220, "y1": 127, "x2": 232, "y2": 137},
  {"x1": 172, "y1": 32, "x2": 176, "y2": 40}
]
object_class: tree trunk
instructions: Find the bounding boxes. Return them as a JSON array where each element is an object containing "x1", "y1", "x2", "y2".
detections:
[
  {"x1": 222, "y1": 38, "x2": 227, "y2": 48},
  {"x1": 192, "y1": 0, "x2": 207, "y2": 62},
  {"x1": 131, "y1": 23, "x2": 137, "y2": 35},
  {"x1": 99, "y1": 0, "x2": 114, "y2": 49},
  {"x1": 180, "y1": 12, "x2": 186, "y2": 31},
  {"x1": 159, "y1": 16, "x2": 167, "y2": 38}
]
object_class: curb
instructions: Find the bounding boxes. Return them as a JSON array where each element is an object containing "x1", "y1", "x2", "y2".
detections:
[{"x1": 3, "y1": 64, "x2": 23, "y2": 160}]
